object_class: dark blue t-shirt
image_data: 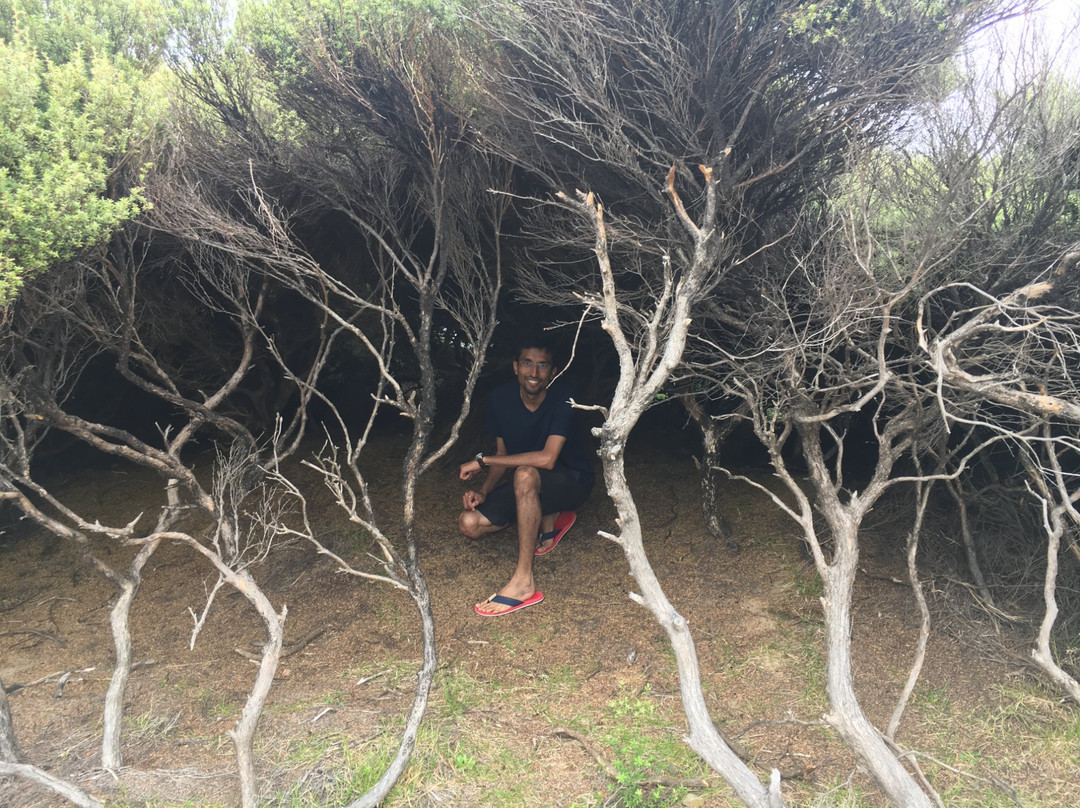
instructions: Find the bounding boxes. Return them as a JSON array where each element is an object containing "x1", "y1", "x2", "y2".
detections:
[{"x1": 485, "y1": 379, "x2": 595, "y2": 491}]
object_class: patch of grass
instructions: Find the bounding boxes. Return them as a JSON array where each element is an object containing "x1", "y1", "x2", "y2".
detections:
[
  {"x1": 198, "y1": 690, "x2": 237, "y2": 721},
  {"x1": 792, "y1": 564, "x2": 824, "y2": 600},
  {"x1": 541, "y1": 664, "x2": 580, "y2": 691},
  {"x1": 598, "y1": 684, "x2": 714, "y2": 808},
  {"x1": 985, "y1": 681, "x2": 1075, "y2": 740},
  {"x1": 452, "y1": 749, "x2": 478, "y2": 773},
  {"x1": 478, "y1": 784, "x2": 530, "y2": 806},
  {"x1": 272, "y1": 690, "x2": 350, "y2": 717},
  {"x1": 266, "y1": 681, "x2": 515, "y2": 807},
  {"x1": 913, "y1": 683, "x2": 954, "y2": 718},
  {"x1": 343, "y1": 658, "x2": 419, "y2": 688},
  {"x1": 161, "y1": 674, "x2": 195, "y2": 696},
  {"x1": 124, "y1": 709, "x2": 179, "y2": 744},
  {"x1": 438, "y1": 666, "x2": 485, "y2": 718},
  {"x1": 277, "y1": 733, "x2": 348, "y2": 767},
  {"x1": 906, "y1": 679, "x2": 1078, "y2": 808},
  {"x1": 483, "y1": 625, "x2": 520, "y2": 655},
  {"x1": 738, "y1": 627, "x2": 827, "y2": 713},
  {"x1": 809, "y1": 780, "x2": 876, "y2": 807},
  {"x1": 267, "y1": 728, "x2": 405, "y2": 807},
  {"x1": 112, "y1": 797, "x2": 224, "y2": 808}
]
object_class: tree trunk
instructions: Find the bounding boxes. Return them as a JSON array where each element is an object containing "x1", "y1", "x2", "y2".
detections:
[
  {"x1": 1031, "y1": 504, "x2": 1080, "y2": 706},
  {"x1": 947, "y1": 481, "x2": 993, "y2": 607},
  {"x1": 227, "y1": 570, "x2": 285, "y2": 808},
  {"x1": 819, "y1": 523, "x2": 933, "y2": 808},
  {"x1": 346, "y1": 567, "x2": 437, "y2": 808},
  {"x1": 0, "y1": 676, "x2": 18, "y2": 763},
  {"x1": 887, "y1": 484, "x2": 932, "y2": 741},
  {"x1": 601, "y1": 431, "x2": 783, "y2": 808},
  {"x1": 348, "y1": 372, "x2": 440, "y2": 808},
  {"x1": 102, "y1": 537, "x2": 160, "y2": 770},
  {"x1": 681, "y1": 396, "x2": 739, "y2": 546}
]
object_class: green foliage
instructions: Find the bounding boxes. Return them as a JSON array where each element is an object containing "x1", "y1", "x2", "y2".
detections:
[
  {"x1": 600, "y1": 685, "x2": 710, "y2": 808},
  {"x1": 1, "y1": 0, "x2": 170, "y2": 66},
  {"x1": 784, "y1": 0, "x2": 951, "y2": 43},
  {"x1": 237, "y1": 0, "x2": 459, "y2": 90},
  {"x1": 0, "y1": 0, "x2": 168, "y2": 303}
]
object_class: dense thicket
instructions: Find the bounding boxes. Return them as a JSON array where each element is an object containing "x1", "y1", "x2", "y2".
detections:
[{"x1": 1, "y1": 1, "x2": 1078, "y2": 806}]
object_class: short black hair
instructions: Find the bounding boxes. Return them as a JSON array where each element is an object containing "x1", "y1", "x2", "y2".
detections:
[{"x1": 514, "y1": 327, "x2": 560, "y2": 365}]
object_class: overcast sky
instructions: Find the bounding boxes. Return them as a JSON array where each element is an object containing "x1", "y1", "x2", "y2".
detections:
[{"x1": 970, "y1": 0, "x2": 1080, "y2": 75}]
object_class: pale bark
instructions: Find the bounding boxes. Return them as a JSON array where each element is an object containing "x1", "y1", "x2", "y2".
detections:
[
  {"x1": 1031, "y1": 500, "x2": 1080, "y2": 706},
  {"x1": 797, "y1": 432, "x2": 934, "y2": 808},
  {"x1": 0, "y1": 676, "x2": 18, "y2": 763},
  {"x1": 101, "y1": 537, "x2": 161, "y2": 770},
  {"x1": 819, "y1": 558, "x2": 931, "y2": 808},
  {"x1": 159, "y1": 530, "x2": 285, "y2": 808},
  {"x1": 602, "y1": 449, "x2": 783, "y2": 808},
  {"x1": 345, "y1": 569, "x2": 436, "y2": 808},
  {"x1": 229, "y1": 572, "x2": 285, "y2": 808},
  {"x1": 886, "y1": 481, "x2": 933, "y2": 740},
  {"x1": 0, "y1": 762, "x2": 102, "y2": 808},
  {"x1": 573, "y1": 176, "x2": 784, "y2": 807}
]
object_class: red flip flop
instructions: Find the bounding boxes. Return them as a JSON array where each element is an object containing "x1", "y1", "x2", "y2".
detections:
[
  {"x1": 535, "y1": 511, "x2": 576, "y2": 556},
  {"x1": 474, "y1": 590, "x2": 544, "y2": 616}
]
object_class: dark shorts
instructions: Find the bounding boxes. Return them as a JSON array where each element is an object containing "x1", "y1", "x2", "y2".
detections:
[{"x1": 477, "y1": 468, "x2": 593, "y2": 527}]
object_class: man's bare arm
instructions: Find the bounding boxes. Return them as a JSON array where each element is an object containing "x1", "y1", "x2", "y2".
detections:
[{"x1": 459, "y1": 435, "x2": 566, "y2": 482}]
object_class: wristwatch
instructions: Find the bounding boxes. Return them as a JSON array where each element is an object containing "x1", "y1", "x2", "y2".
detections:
[{"x1": 474, "y1": 452, "x2": 487, "y2": 469}]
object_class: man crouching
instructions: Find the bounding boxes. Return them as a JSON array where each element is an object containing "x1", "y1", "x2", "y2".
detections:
[{"x1": 458, "y1": 331, "x2": 594, "y2": 616}]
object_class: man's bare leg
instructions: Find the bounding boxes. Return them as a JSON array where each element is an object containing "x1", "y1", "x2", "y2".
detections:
[{"x1": 475, "y1": 466, "x2": 543, "y2": 615}]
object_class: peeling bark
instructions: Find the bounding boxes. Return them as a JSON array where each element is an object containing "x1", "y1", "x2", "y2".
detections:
[{"x1": 575, "y1": 172, "x2": 785, "y2": 806}]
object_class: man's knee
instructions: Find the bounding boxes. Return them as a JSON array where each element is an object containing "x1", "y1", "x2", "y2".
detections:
[
  {"x1": 459, "y1": 509, "x2": 490, "y2": 539},
  {"x1": 513, "y1": 465, "x2": 541, "y2": 496}
]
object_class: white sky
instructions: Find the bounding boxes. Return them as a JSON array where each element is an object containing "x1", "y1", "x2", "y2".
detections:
[{"x1": 969, "y1": 0, "x2": 1080, "y2": 78}]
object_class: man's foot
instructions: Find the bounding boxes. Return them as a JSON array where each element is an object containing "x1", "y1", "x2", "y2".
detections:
[
  {"x1": 535, "y1": 511, "x2": 576, "y2": 556},
  {"x1": 474, "y1": 590, "x2": 544, "y2": 616}
]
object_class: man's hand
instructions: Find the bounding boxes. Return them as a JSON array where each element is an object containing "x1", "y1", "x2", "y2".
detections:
[
  {"x1": 459, "y1": 460, "x2": 483, "y2": 481},
  {"x1": 462, "y1": 489, "x2": 486, "y2": 511}
]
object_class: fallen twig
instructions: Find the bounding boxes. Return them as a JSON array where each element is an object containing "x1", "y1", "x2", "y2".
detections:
[
  {"x1": 242, "y1": 626, "x2": 327, "y2": 660},
  {"x1": 355, "y1": 669, "x2": 391, "y2": 686},
  {"x1": 0, "y1": 628, "x2": 66, "y2": 647},
  {"x1": 282, "y1": 626, "x2": 326, "y2": 658},
  {"x1": 5, "y1": 667, "x2": 95, "y2": 695},
  {"x1": 0, "y1": 594, "x2": 36, "y2": 614}
]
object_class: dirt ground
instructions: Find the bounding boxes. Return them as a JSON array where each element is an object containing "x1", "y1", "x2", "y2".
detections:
[{"x1": 2, "y1": 418, "x2": 1078, "y2": 807}]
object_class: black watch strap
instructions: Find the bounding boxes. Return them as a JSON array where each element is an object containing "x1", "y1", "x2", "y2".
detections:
[{"x1": 474, "y1": 452, "x2": 487, "y2": 469}]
